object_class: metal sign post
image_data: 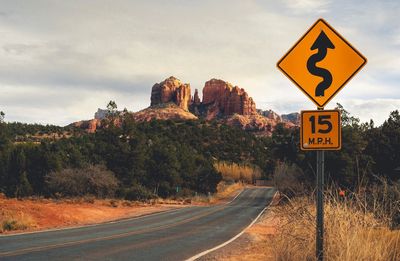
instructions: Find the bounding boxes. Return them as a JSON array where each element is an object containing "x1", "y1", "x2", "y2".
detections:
[
  {"x1": 316, "y1": 150, "x2": 324, "y2": 261},
  {"x1": 300, "y1": 109, "x2": 338, "y2": 261}
]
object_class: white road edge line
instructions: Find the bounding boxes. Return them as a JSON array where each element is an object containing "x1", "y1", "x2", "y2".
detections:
[
  {"x1": 225, "y1": 188, "x2": 244, "y2": 205},
  {"x1": 185, "y1": 189, "x2": 278, "y2": 261},
  {"x1": 0, "y1": 188, "x2": 245, "y2": 238}
]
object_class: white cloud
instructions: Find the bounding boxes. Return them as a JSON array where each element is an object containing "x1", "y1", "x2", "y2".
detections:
[
  {"x1": 340, "y1": 99, "x2": 400, "y2": 125},
  {"x1": 0, "y1": 0, "x2": 399, "y2": 126},
  {"x1": 282, "y1": 0, "x2": 332, "y2": 14}
]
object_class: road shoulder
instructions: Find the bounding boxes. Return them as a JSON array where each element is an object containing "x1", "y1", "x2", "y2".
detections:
[{"x1": 197, "y1": 191, "x2": 280, "y2": 261}]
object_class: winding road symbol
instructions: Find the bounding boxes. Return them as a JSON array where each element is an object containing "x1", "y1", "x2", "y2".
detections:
[
  {"x1": 307, "y1": 31, "x2": 335, "y2": 97},
  {"x1": 277, "y1": 19, "x2": 367, "y2": 108}
]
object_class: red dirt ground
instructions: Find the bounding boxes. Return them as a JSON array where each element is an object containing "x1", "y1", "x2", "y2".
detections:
[{"x1": 0, "y1": 196, "x2": 184, "y2": 234}]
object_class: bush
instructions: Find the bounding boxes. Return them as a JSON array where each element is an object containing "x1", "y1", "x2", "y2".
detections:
[
  {"x1": 46, "y1": 165, "x2": 119, "y2": 198},
  {"x1": 195, "y1": 164, "x2": 222, "y2": 194},
  {"x1": 123, "y1": 184, "x2": 156, "y2": 201},
  {"x1": 1, "y1": 211, "x2": 35, "y2": 232},
  {"x1": 2, "y1": 219, "x2": 30, "y2": 231},
  {"x1": 273, "y1": 162, "x2": 308, "y2": 197},
  {"x1": 109, "y1": 199, "x2": 119, "y2": 208},
  {"x1": 360, "y1": 178, "x2": 400, "y2": 229}
]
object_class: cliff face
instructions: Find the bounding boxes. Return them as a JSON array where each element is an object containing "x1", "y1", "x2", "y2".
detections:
[
  {"x1": 150, "y1": 77, "x2": 257, "y2": 120},
  {"x1": 150, "y1": 76, "x2": 191, "y2": 111},
  {"x1": 202, "y1": 79, "x2": 231, "y2": 105},
  {"x1": 200, "y1": 79, "x2": 257, "y2": 118},
  {"x1": 72, "y1": 119, "x2": 101, "y2": 133},
  {"x1": 258, "y1": 109, "x2": 282, "y2": 122},
  {"x1": 146, "y1": 77, "x2": 298, "y2": 136},
  {"x1": 71, "y1": 117, "x2": 125, "y2": 133},
  {"x1": 192, "y1": 89, "x2": 201, "y2": 106},
  {"x1": 150, "y1": 77, "x2": 257, "y2": 119}
]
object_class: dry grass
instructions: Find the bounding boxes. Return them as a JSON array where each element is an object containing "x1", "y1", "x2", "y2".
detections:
[
  {"x1": 1, "y1": 210, "x2": 36, "y2": 232},
  {"x1": 188, "y1": 182, "x2": 244, "y2": 205},
  {"x1": 268, "y1": 195, "x2": 400, "y2": 261},
  {"x1": 214, "y1": 161, "x2": 262, "y2": 183},
  {"x1": 212, "y1": 182, "x2": 244, "y2": 202}
]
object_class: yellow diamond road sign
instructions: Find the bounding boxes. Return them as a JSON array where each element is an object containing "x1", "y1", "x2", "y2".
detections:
[{"x1": 277, "y1": 19, "x2": 367, "y2": 108}]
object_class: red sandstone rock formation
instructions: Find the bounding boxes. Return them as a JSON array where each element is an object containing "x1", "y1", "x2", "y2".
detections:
[
  {"x1": 201, "y1": 79, "x2": 256, "y2": 119},
  {"x1": 282, "y1": 112, "x2": 300, "y2": 125},
  {"x1": 225, "y1": 114, "x2": 297, "y2": 137},
  {"x1": 259, "y1": 109, "x2": 282, "y2": 122},
  {"x1": 132, "y1": 103, "x2": 197, "y2": 122},
  {"x1": 72, "y1": 119, "x2": 101, "y2": 133},
  {"x1": 70, "y1": 76, "x2": 298, "y2": 135},
  {"x1": 192, "y1": 89, "x2": 201, "y2": 106},
  {"x1": 71, "y1": 116, "x2": 123, "y2": 133},
  {"x1": 87, "y1": 119, "x2": 99, "y2": 133},
  {"x1": 150, "y1": 76, "x2": 191, "y2": 111},
  {"x1": 202, "y1": 79, "x2": 232, "y2": 105}
]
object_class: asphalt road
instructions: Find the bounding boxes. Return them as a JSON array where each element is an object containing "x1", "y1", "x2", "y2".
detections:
[{"x1": 0, "y1": 187, "x2": 275, "y2": 261}]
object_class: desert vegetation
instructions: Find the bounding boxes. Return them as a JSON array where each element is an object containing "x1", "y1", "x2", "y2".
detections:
[
  {"x1": 268, "y1": 183, "x2": 400, "y2": 261},
  {"x1": 1, "y1": 208, "x2": 36, "y2": 233},
  {"x1": 214, "y1": 161, "x2": 262, "y2": 183}
]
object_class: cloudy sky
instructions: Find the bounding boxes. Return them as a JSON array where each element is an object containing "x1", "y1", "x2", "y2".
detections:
[{"x1": 0, "y1": 0, "x2": 399, "y2": 126}]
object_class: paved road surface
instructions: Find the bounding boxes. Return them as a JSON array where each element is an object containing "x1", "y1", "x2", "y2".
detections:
[{"x1": 0, "y1": 187, "x2": 275, "y2": 261}]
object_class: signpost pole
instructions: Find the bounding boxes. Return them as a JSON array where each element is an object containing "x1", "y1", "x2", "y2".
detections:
[{"x1": 316, "y1": 149, "x2": 324, "y2": 261}]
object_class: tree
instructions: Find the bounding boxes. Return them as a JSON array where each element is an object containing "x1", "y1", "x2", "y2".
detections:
[
  {"x1": 321, "y1": 104, "x2": 374, "y2": 188},
  {"x1": 335, "y1": 103, "x2": 360, "y2": 127},
  {"x1": 270, "y1": 123, "x2": 302, "y2": 164},
  {"x1": 107, "y1": 100, "x2": 118, "y2": 117},
  {"x1": 0, "y1": 111, "x2": 4, "y2": 123},
  {"x1": 6, "y1": 147, "x2": 33, "y2": 197},
  {"x1": 365, "y1": 110, "x2": 400, "y2": 181},
  {"x1": 146, "y1": 142, "x2": 180, "y2": 197},
  {"x1": 194, "y1": 162, "x2": 221, "y2": 194},
  {"x1": 15, "y1": 172, "x2": 33, "y2": 198}
]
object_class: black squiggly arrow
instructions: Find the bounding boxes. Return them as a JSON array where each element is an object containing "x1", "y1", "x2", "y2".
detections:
[{"x1": 307, "y1": 30, "x2": 335, "y2": 97}]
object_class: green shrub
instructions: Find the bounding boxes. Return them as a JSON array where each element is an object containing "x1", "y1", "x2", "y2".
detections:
[{"x1": 124, "y1": 184, "x2": 156, "y2": 201}]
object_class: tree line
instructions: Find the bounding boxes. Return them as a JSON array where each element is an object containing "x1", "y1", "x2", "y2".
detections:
[
  {"x1": 270, "y1": 104, "x2": 400, "y2": 195},
  {"x1": 0, "y1": 111, "x2": 271, "y2": 199},
  {"x1": 0, "y1": 104, "x2": 399, "y2": 199}
]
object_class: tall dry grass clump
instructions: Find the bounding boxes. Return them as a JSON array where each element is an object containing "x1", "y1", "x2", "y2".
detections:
[
  {"x1": 215, "y1": 182, "x2": 244, "y2": 200},
  {"x1": 191, "y1": 182, "x2": 244, "y2": 204},
  {"x1": 269, "y1": 192, "x2": 400, "y2": 261},
  {"x1": 1, "y1": 210, "x2": 36, "y2": 232},
  {"x1": 214, "y1": 161, "x2": 262, "y2": 183}
]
